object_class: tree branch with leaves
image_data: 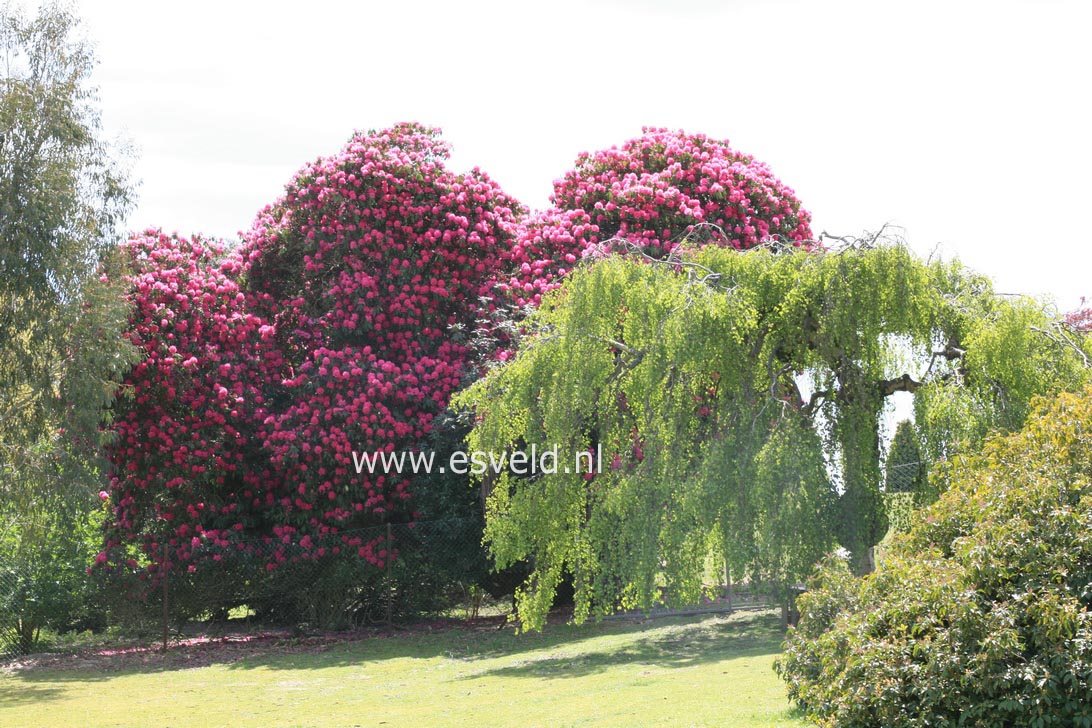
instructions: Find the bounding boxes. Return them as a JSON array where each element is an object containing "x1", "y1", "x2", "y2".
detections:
[{"x1": 455, "y1": 237, "x2": 1090, "y2": 631}]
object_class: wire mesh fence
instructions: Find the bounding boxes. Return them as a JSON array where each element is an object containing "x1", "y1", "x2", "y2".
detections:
[
  {"x1": 883, "y1": 461, "x2": 930, "y2": 534},
  {"x1": 885, "y1": 460, "x2": 928, "y2": 495},
  {"x1": 0, "y1": 564, "x2": 58, "y2": 659},
  {"x1": 0, "y1": 567, "x2": 19, "y2": 659},
  {"x1": 90, "y1": 513, "x2": 791, "y2": 649},
  {"x1": 88, "y1": 516, "x2": 497, "y2": 645},
  {"x1": 3, "y1": 465, "x2": 933, "y2": 656}
]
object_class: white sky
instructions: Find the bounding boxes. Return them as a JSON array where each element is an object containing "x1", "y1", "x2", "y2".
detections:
[{"x1": 72, "y1": 0, "x2": 1091, "y2": 312}]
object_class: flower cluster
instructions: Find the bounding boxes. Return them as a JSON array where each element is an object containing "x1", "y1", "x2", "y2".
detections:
[
  {"x1": 102, "y1": 230, "x2": 285, "y2": 567},
  {"x1": 232, "y1": 123, "x2": 519, "y2": 568},
  {"x1": 501, "y1": 127, "x2": 813, "y2": 305},
  {"x1": 102, "y1": 124, "x2": 811, "y2": 576},
  {"x1": 1065, "y1": 298, "x2": 1092, "y2": 333}
]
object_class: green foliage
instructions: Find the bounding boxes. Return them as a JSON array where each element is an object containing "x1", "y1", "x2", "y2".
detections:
[
  {"x1": 0, "y1": 1, "x2": 138, "y2": 654},
  {"x1": 884, "y1": 420, "x2": 925, "y2": 492},
  {"x1": 455, "y1": 238, "x2": 1089, "y2": 631},
  {"x1": 883, "y1": 419, "x2": 933, "y2": 532},
  {"x1": 882, "y1": 491, "x2": 917, "y2": 537},
  {"x1": 748, "y1": 415, "x2": 838, "y2": 603},
  {"x1": 0, "y1": 0, "x2": 134, "y2": 445},
  {"x1": 881, "y1": 420, "x2": 931, "y2": 545},
  {"x1": 0, "y1": 494, "x2": 107, "y2": 654},
  {"x1": 776, "y1": 386, "x2": 1092, "y2": 728}
]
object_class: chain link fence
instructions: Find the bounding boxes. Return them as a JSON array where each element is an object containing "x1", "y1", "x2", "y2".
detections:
[
  {"x1": 89, "y1": 516, "x2": 499, "y2": 646},
  {"x1": 1, "y1": 518, "x2": 492, "y2": 657},
  {"x1": 4, "y1": 466, "x2": 933, "y2": 657},
  {"x1": 0, "y1": 567, "x2": 20, "y2": 659},
  {"x1": 93, "y1": 513, "x2": 789, "y2": 649},
  {"x1": 883, "y1": 461, "x2": 930, "y2": 534},
  {"x1": 885, "y1": 460, "x2": 927, "y2": 494}
]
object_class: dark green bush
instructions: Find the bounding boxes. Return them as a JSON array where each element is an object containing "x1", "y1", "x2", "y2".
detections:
[{"x1": 776, "y1": 386, "x2": 1092, "y2": 728}]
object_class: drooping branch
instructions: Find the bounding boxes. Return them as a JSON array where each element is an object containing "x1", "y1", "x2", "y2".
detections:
[
  {"x1": 1032, "y1": 324, "x2": 1091, "y2": 369},
  {"x1": 920, "y1": 336, "x2": 966, "y2": 381},
  {"x1": 817, "y1": 223, "x2": 893, "y2": 252},
  {"x1": 600, "y1": 337, "x2": 644, "y2": 359}
]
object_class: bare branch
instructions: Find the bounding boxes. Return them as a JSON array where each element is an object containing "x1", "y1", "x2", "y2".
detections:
[
  {"x1": 879, "y1": 373, "x2": 922, "y2": 397},
  {"x1": 935, "y1": 339, "x2": 966, "y2": 361},
  {"x1": 1032, "y1": 325, "x2": 1091, "y2": 369},
  {"x1": 801, "y1": 389, "x2": 830, "y2": 418}
]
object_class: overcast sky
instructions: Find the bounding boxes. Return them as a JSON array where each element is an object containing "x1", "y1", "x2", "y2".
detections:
[{"x1": 73, "y1": 0, "x2": 1090, "y2": 312}]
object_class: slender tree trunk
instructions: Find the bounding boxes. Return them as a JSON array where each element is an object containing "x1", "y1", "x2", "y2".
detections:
[
  {"x1": 835, "y1": 368, "x2": 888, "y2": 576},
  {"x1": 15, "y1": 618, "x2": 37, "y2": 655}
]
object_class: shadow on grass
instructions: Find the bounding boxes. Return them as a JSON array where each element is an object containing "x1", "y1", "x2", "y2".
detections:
[
  {"x1": 0, "y1": 683, "x2": 66, "y2": 706},
  {"x1": 0, "y1": 609, "x2": 787, "y2": 694},
  {"x1": 215, "y1": 609, "x2": 786, "y2": 675},
  {"x1": 455, "y1": 610, "x2": 784, "y2": 680}
]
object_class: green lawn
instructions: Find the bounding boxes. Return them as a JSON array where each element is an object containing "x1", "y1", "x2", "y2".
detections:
[{"x1": 0, "y1": 609, "x2": 807, "y2": 728}]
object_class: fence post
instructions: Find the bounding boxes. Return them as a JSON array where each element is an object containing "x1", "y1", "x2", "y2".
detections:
[
  {"x1": 161, "y1": 544, "x2": 170, "y2": 653},
  {"x1": 724, "y1": 562, "x2": 734, "y2": 614},
  {"x1": 385, "y1": 522, "x2": 393, "y2": 626}
]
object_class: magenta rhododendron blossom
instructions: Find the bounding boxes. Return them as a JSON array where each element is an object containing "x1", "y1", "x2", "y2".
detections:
[
  {"x1": 101, "y1": 123, "x2": 812, "y2": 580},
  {"x1": 238, "y1": 123, "x2": 522, "y2": 566},
  {"x1": 1066, "y1": 298, "x2": 1092, "y2": 333},
  {"x1": 102, "y1": 124, "x2": 523, "y2": 574},
  {"x1": 501, "y1": 127, "x2": 814, "y2": 306},
  {"x1": 103, "y1": 230, "x2": 285, "y2": 566}
]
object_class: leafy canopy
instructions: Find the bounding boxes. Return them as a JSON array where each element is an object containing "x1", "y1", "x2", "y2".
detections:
[
  {"x1": 0, "y1": 0, "x2": 137, "y2": 654},
  {"x1": 0, "y1": 0, "x2": 133, "y2": 447},
  {"x1": 777, "y1": 385, "x2": 1092, "y2": 728},
  {"x1": 456, "y1": 238, "x2": 1090, "y2": 631}
]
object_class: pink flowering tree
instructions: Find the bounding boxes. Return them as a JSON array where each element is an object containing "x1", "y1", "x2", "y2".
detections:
[
  {"x1": 98, "y1": 124, "x2": 817, "y2": 622},
  {"x1": 501, "y1": 127, "x2": 814, "y2": 307},
  {"x1": 238, "y1": 122, "x2": 523, "y2": 569},
  {"x1": 101, "y1": 125, "x2": 523, "y2": 620},
  {"x1": 1066, "y1": 298, "x2": 1092, "y2": 333},
  {"x1": 101, "y1": 230, "x2": 285, "y2": 579}
]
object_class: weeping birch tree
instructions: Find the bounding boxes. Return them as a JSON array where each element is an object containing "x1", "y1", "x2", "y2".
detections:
[{"x1": 454, "y1": 234, "x2": 1090, "y2": 631}]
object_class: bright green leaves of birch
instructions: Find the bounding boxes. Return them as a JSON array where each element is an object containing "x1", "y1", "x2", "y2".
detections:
[{"x1": 456, "y1": 241, "x2": 1090, "y2": 631}]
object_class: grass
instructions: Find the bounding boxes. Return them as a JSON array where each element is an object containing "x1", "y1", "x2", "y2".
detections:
[{"x1": 0, "y1": 609, "x2": 807, "y2": 728}]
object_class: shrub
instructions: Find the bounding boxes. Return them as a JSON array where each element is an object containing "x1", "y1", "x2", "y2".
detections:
[
  {"x1": 776, "y1": 386, "x2": 1092, "y2": 727},
  {"x1": 102, "y1": 230, "x2": 284, "y2": 566},
  {"x1": 100, "y1": 126, "x2": 524, "y2": 625},
  {"x1": 0, "y1": 494, "x2": 110, "y2": 655},
  {"x1": 240, "y1": 122, "x2": 522, "y2": 544},
  {"x1": 501, "y1": 127, "x2": 813, "y2": 307}
]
